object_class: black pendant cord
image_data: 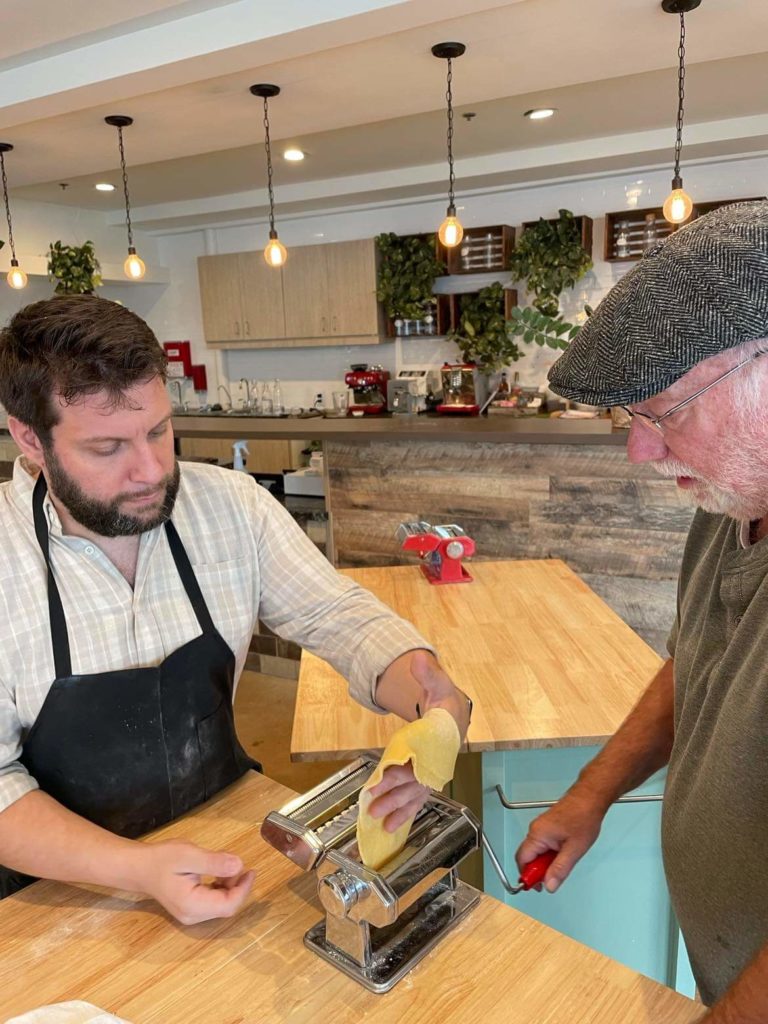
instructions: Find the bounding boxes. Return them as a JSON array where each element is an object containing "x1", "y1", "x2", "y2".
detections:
[
  {"x1": 262, "y1": 98, "x2": 277, "y2": 236},
  {"x1": 445, "y1": 56, "x2": 456, "y2": 212},
  {"x1": 672, "y1": 12, "x2": 687, "y2": 183},
  {"x1": 116, "y1": 125, "x2": 135, "y2": 249},
  {"x1": 0, "y1": 150, "x2": 17, "y2": 261}
]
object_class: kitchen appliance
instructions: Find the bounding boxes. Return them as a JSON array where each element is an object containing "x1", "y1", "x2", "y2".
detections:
[
  {"x1": 437, "y1": 364, "x2": 489, "y2": 415},
  {"x1": 344, "y1": 364, "x2": 390, "y2": 415},
  {"x1": 396, "y1": 521, "x2": 475, "y2": 584},
  {"x1": 261, "y1": 757, "x2": 555, "y2": 993},
  {"x1": 388, "y1": 367, "x2": 441, "y2": 414}
]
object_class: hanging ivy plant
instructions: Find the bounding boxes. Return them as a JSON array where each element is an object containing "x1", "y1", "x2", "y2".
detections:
[
  {"x1": 375, "y1": 233, "x2": 445, "y2": 320},
  {"x1": 508, "y1": 210, "x2": 592, "y2": 318},
  {"x1": 448, "y1": 283, "x2": 523, "y2": 371},
  {"x1": 47, "y1": 240, "x2": 102, "y2": 295}
]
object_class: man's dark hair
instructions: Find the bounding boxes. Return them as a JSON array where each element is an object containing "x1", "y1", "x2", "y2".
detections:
[{"x1": 0, "y1": 295, "x2": 167, "y2": 441}]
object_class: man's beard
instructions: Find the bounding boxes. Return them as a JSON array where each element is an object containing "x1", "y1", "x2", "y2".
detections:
[
  {"x1": 44, "y1": 446, "x2": 180, "y2": 537},
  {"x1": 652, "y1": 432, "x2": 768, "y2": 521}
]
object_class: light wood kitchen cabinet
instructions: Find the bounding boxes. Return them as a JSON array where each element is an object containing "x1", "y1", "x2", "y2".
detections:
[
  {"x1": 198, "y1": 253, "x2": 285, "y2": 342},
  {"x1": 198, "y1": 238, "x2": 384, "y2": 348}
]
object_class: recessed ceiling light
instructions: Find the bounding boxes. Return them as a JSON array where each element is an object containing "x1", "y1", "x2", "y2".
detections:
[
  {"x1": 283, "y1": 148, "x2": 305, "y2": 162},
  {"x1": 95, "y1": 182, "x2": 115, "y2": 191},
  {"x1": 524, "y1": 108, "x2": 556, "y2": 120}
]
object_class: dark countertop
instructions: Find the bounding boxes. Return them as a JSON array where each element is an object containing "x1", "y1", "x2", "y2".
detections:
[{"x1": 170, "y1": 413, "x2": 628, "y2": 445}]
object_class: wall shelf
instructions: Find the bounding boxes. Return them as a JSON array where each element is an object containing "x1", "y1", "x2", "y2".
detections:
[
  {"x1": 604, "y1": 197, "x2": 766, "y2": 263},
  {"x1": 446, "y1": 224, "x2": 515, "y2": 276}
]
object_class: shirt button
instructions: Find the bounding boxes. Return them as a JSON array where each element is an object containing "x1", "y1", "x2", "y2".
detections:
[{"x1": 84, "y1": 545, "x2": 95, "y2": 555}]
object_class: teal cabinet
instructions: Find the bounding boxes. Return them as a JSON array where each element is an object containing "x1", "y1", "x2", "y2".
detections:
[{"x1": 482, "y1": 748, "x2": 696, "y2": 997}]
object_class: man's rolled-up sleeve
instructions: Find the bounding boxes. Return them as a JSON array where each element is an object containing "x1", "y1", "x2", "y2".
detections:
[
  {"x1": 0, "y1": 679, "x2": 39, "y2": 813},
  {"x1": 249, "y1": 483, "x2": 435, "y2": 712}
]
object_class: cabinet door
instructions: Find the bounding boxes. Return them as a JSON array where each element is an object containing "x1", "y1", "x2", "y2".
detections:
[
  {"x1": 197, "y1": 255, "x2": 246, "y2": 343},
  {"x1": 325, "y1": 239, "x2": 380, "y2": 337},
  {"x1": 282, "y1": 245, "x2": 330, "y2": 338},
  {"x1": 238, "y1": 252, "x2": 286, "y2": 340}
]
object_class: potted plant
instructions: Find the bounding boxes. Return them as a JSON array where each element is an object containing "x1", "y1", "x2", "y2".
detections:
[
  {"x1": 375, "y1": 233, "x2": 445, "y2": 329},
  {"x1": 508, "y1": 209, "x2": 592, "y2": 317},
  {"x1": 448, "y1": 283, "x2": 523, "y2": 371},
  {"x1": 47, "y1": 240, "x2": 102, "y2": 295}
]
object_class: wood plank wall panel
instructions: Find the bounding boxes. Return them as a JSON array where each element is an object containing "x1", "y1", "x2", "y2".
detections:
[{"x1": 326, "y1": 440, "x2": 695, "y2": 655}]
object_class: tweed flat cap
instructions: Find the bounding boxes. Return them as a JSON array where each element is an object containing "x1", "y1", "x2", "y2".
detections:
[{"x1": 548, "y1": 200, "x2": 768, "y2": 406}]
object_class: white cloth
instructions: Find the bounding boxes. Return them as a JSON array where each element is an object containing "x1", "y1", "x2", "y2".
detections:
[
  {"x1": 5, "y1": 1001, "x2": 129, "y2": 1024},
  {"x1": 0, "y1": 458, "x2": 433, "y2": 812}
]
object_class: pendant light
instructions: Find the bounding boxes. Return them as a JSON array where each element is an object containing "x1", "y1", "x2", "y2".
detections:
[
  {"x1": 661, "y1": 0, "x2": 700, "y2": 225},
  {"x1": 0, "y1": 144, "x2": 28, "y2": 289},
  {"x1": 104, "y1": 115, "x2": 146, "y2": 279},
  {"x1": 250, "y1": 84, "x2": 287, "y2": 268},
  {"x1": 432, "y1": 42, "x2": 466, "y2": 248}
]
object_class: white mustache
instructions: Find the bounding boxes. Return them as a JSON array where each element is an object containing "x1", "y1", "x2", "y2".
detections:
[{"x1": 652, "y1": 459, "x2": 701, "y2": 480}]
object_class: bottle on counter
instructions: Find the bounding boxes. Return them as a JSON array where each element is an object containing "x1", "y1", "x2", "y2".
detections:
[
  {"x1": 497, "y1": 372, "x2": 510, "y2": 397},
  {"x1": 273, "y1": 379, "x2": 284, "y2": 415},
  {"x1": 232, "y1": 440, "x2": 249, "y2": 472},
  {"x1": 313, "y1": 392, "x2": 324, "y2": 410},
  {"x1": 615, "y1": 221, "x2": 631, "y2": 258}
]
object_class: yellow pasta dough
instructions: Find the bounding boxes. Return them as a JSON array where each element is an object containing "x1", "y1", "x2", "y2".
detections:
[{"x1": 356, "y1": 708, "x2": 461, "y2": 870}]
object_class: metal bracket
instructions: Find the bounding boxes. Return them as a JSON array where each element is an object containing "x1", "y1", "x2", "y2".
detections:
[{"x1": 494, "y1": 784, "x2": 663, "y2": 811}]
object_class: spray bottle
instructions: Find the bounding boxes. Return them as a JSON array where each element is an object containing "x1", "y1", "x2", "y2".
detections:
[{"x1": 232, "y1": 440, "x2": 249, "y2": 472}]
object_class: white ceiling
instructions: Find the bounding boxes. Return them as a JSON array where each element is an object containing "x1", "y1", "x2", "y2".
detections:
[{"x1": 2, "y1": 0, "x2": 768, "y2": 232}]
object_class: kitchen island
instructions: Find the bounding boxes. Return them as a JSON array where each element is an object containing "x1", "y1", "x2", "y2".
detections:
[
  {"x1": 0, "y1": 771, "x2": 704, "y2": 1024},
  {"x1": 171, "y1": 413, "x2": 693, "y2": 654},
  {"x1": 291, "y1": 560, "x2": 693, "y2": 995}
]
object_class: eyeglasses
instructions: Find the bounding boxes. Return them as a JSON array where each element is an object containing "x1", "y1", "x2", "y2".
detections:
[{"x1": 620, "y1": 349, "x2": 768, "y2": 434}]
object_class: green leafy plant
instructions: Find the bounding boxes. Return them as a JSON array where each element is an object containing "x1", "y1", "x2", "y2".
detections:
[
  {"x1": 506, "y1": 306, "x2": 587, "y2": 351},
  {"x1": 508, "y1": 209, "x2": 592, "y2": 318},
  {"x1": 448, "y1": 283, "x2": 523, "y2": 371},
  {"x1": 47, "y1": 240, "x2": 102, "y2": 295},
  {"x1": 375, "y1": 233, "x2": 445, "y2": 320}
]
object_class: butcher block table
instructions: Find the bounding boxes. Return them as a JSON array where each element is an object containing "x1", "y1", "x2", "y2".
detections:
[
  {"x1": 291, "y1": 560, "x2": 694, "y2": 994},
  {"x1": 0, "y1": 772, "x2": 703, "y2": 1024}
]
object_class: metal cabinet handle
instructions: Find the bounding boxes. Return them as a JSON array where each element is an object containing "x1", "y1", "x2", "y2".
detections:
[
  {"x1": 234, "y1": 321, "x2": 240, "y2": 337},
  {"x1": 321, "y1": 316, "x2": 328, "y2": 333},
  {"x1": 494, "y1": 784, "x2": 663, "y2": 811},
  {"x1": 244, "y1": 320, "x2": 251, "y2": 335},
  {"x1": 332, "y1": 315, "x2": 338, "y2": 332}
]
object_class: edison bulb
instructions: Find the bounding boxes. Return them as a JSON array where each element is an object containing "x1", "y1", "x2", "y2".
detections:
[
  {"x1": 124, "y1": 252, "x2": 146, "y2": 280},
  {"x1": 438, "y1": 215, "x2": 464, "y2": 248},
  {"x1": 264, "y1": 237, "x2": 287, "y2": 267},
  {"x1": 663, "y1": 188, "x2": 693, "y2": 225},
  {"x1": 7, "y1": 264, "x2": 27, "y2": 289}
]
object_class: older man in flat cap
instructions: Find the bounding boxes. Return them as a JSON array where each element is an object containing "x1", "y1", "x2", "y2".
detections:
[{"x1": 517, "y1": 200, "x2": 768, "y2": 1019}]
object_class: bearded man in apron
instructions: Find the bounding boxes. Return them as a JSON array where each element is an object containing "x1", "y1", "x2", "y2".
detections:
[{"x1": 0, "y1": 296, "x2": 471, "y2": 924}]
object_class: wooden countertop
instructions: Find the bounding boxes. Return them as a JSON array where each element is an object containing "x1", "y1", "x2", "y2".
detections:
[
  {"x1": 292, "y1": 560, "x2": 662, "y2": 760},
  {"x1": 0, "y1": 772, "x2": 702, "y2": 1024},
  {"x1": 170, "y1": 412, "x2": 628, "y2": 445}
]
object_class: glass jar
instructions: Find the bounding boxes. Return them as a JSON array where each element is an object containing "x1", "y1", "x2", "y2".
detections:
[
  {"x1": 643, "y1": 213, "x2": 658, "y2": 249},
  {"x1": 616, "y1": 221, "x2": 631, "y2": 258}
]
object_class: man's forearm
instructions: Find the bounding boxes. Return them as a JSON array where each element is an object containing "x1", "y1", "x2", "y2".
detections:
[
  {"x1": 570, "y1": 657, "x2": 676, "y2": 812},
  {"x1": 703, "y1": 941, "x2": 768, "y2": 1023},
  {"x1": 0, "y1": 790, "x2": 143, "y2": 890}
]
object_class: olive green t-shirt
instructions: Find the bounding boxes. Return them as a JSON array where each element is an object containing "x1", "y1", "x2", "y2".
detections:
[{"x1": 665, "y1": 509, "x2": 768, "y2": 1005}]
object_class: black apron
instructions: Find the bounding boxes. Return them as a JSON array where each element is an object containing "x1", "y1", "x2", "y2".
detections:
[{"x1": 0, "y1": 474, "x2": 259, "y2": 898}]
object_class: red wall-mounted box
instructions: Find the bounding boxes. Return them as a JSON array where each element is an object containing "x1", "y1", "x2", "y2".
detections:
[
  {"x1": 190, "y1": 365, "x2": 208, "y2": 391},
  {"x1": 163, "y1": 341, "x2": 192, "y2": 377}
]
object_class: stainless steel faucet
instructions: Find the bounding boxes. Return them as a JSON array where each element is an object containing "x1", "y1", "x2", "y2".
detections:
[
  {"x1": 217, "y1": 384, "x2": 232, "y2": 410},
  {"x1": 239, "y1": 378, "x2": 250, "y2": 410}
]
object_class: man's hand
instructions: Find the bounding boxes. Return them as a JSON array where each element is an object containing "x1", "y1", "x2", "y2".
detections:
[
  {"x1": 515, "y1": 787, "x2": 607, "y2": 893},
  {"x1": 367, "y1": 649, "x2": 471, "y2": 832},
  {"x1": 364, "y1": 763, "x2": 429, "y2": 833},
  {"x1": 133, "y1": 839, "x2": 255, "y2": 925}
]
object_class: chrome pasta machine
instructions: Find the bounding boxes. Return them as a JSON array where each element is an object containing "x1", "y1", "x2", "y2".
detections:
[{"x1": 261, "y1": 756, "x2": 555, "y2": 993}]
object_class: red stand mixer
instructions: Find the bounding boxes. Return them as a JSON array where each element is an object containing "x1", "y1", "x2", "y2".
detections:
[
  {"x1": 396, "y1": 521, "x2": 475, "y2": 584},
  {"x1": 344, "y1": 364, "x2": 390, "y2": 414}
]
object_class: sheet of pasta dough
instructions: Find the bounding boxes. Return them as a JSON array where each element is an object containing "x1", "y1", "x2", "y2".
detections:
[{"x1": 356, "y1": 708, "x2": 461, "y2": 870}]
